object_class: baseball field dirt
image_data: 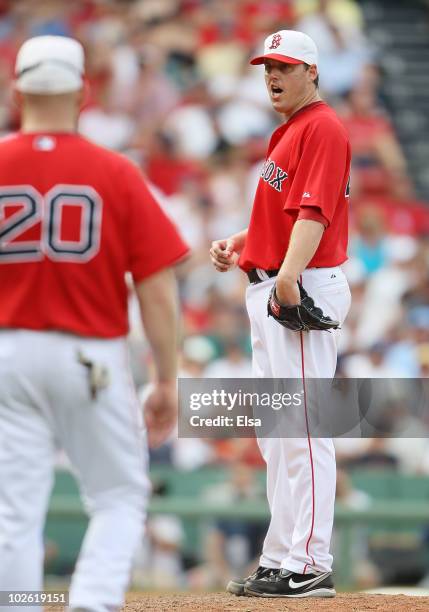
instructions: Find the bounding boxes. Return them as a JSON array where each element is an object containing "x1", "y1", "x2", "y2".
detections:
[{"x1": 46, "y1": 592, "x2": 429, "y2": 611}]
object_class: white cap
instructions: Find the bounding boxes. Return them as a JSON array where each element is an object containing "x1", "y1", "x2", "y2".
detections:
[
  {"x1": 250, "y1": 30, "x2": 318, "y2": 66},
  {"x1": 15, "y1": 35, "x2": 84, "y2": 94}
]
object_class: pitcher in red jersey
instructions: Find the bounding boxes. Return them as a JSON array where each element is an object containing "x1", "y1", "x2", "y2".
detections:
[{"x1": 211, "y1": 30, "x2": 351, "y2": 599}]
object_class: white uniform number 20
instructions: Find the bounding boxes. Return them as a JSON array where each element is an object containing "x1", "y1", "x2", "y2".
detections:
[{"x1": 0, "y1": 184, "x2": 102, "y2": 263}]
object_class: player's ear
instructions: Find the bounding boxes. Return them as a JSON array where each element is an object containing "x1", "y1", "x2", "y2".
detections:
[{"x1": 308, "y1": 64, "x2": 318, "y2": 85}]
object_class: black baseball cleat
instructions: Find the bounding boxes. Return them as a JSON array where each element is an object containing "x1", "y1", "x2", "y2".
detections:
[
  {"x1": 244, "y1": 568, "x2": 336, "y2": 598},
  {"x1": 226, "y1": 565, "x2": 280, "y2": 596}
]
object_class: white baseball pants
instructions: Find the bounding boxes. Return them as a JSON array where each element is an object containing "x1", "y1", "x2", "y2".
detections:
[
  {"x1": 245, "y1": 266, "x2": 351, "y2": 574},
  {"x1": 0, "y1": 330, "x2": 150, "y2": 612}
]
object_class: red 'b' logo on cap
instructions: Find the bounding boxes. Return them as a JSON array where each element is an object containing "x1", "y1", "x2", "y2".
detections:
[{"x1": 269, "y1": 34, "x2": 282, "y2": 50}]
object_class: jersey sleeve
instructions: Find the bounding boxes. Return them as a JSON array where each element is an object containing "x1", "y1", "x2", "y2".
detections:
[
  {"x1": 284, "y1": 119, "x2": 350, "y2": 226},
  {"x1": 123, "y1": 161, "x2": 190, "y2": 283},
  {"x1": 297, "y1": 206, "x2": 328, "y2": 227}
]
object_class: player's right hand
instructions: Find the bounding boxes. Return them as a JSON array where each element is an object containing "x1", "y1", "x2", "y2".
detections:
[
  {"x1": 144, "y1": 381, "x2": 177, "y2": 448},
  {"x1": 210, "y1": 238, "x2": 239, "y2": 272}
]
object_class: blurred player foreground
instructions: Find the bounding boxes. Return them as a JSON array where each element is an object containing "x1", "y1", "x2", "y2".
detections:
[{"x1": 0, "y1": 35, "x2": 189, "y2": 612}]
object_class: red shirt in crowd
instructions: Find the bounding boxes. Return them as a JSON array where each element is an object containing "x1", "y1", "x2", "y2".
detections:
[
  {"x1": 239, "y1": 101, "x2": 351, "y2": 272},
  {"x1": 0, "y1": 132, "x2": 189, "y2": 338},
  {"x1": 340, "y1": 111, "x2": 396, "y2": 196}
]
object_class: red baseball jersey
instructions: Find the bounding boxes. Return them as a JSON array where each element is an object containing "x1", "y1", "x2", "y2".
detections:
[
  {"x1": 0, "y1": 132, "x2": 189, "y2": 338},
  {"x1": 239, "y1": 101, "x2": 351, "y2": 272}
]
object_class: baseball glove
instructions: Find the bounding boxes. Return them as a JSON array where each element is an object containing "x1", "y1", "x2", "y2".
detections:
[{"x1": 267, "y1": 282, "x2": 340, "y2": 332}]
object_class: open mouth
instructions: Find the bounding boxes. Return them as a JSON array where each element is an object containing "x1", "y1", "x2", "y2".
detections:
[{"x1": 271, "y1": 85, "x2": 284, "y2": 96}]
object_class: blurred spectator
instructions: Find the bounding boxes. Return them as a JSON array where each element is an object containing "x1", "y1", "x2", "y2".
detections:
[
  {"x1": 195, "y1": 1, "x2": 250, "y2": 84},
  {"x1": 340, "y1": 80, "x2": 413, "y2": 199},
  {"x1": 179, "y1": 335, "x2": 217, "y2": 378},
  {"x1": 335, "y1": 437, "x2": 399, "y2": 470},
  {"x1": 120, "y1": 45, "x2": 181, "y2": 146},
  {"x1": 215, "y1": 75, "x2": 275, "y2": 147},
  {"x1": 350, "y1": 207, "x2": 389, "y2": 276},
  {"x1": 346, "y1": 231, "x2": 420, "y2": 349},
  {"x1": 133, "y1": 515, "x2": 186, "y2": 589},
  {"x1": 204, "y1": 339, "x2": 252, "y2": 378},
  {"x1": 296, "y1": 0, "x2": 371, "y2": 96},
  {"x1": 336, "y1": 468, "x2": 372, "y2": 510},
  {"x1": 79, "y1": 83, "x2": 135, "y2": 150},
  {"x1": 163, "y1": 80, "x2": 220, "y2": 159},
  {"x1": 333, "y1": 469, "x2": 379, "y2": 589},
  {"x1": 145, "y1": 132, "x2": 205, "y2": 196},
  {"x1": 191, "y1": 461, "x2": 266, "y2": 588},
  {"x1": 342, "y1": 342, "x2": 402, "y2": 378}
]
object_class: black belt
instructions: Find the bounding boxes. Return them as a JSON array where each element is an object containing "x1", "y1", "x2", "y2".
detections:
[{"x1": 247, "y1": 268, "x2": 279, "y2": 284}]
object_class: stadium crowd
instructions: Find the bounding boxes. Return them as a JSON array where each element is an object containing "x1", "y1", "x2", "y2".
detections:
[
  {"x1": 1, "y1": 0, "x2": 428, "y2": 385},
  {"x1": 3, "y1": 0, "x2": 429, "y2": 592}
]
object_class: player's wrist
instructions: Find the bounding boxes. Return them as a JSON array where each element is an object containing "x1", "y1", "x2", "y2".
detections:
[
  {"x1": 229, "y1": 229, "x2": 247, "y2": 252},
  {"x1": 277, "y1": 271, "x2": 299, "y2": 285}
]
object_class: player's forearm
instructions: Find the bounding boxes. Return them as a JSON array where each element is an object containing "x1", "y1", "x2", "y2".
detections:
[
  {"x1": 136, "y1": 268, "x2": 179, "y2": 383},
  {"x1": 279, "y1": 219, "x2": 324, "y2": 281}
]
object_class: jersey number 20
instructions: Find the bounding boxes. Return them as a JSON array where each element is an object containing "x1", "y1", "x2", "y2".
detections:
[{"x1": 0, "y1": 184, "x2": 102, "y2": 263}]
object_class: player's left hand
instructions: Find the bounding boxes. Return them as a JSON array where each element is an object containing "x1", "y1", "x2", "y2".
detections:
[
  {"x1": 144, "y1": 381, "x2": 178, "y2": 448},
  {"x1": 275, "y1": 276, "x2": 301, "y2": 306},
  {"x1": 267, "y1": 282, "x2": 340, "y2": 332}
]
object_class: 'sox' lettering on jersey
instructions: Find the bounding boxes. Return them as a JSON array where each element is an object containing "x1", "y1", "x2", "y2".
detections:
[
  {"x1": 269, "y1": 166, "x2": 288, "y2": 192},
  {"x1": 261, "y1": 158, "x2": 288, "y2": 192},
  {"x1": 262, "y1": 160, "x2": 275, "y2": 181}
]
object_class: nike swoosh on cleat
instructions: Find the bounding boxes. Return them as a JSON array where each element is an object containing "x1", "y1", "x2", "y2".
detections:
[{"x1": 288, "y1": 574, "x2": 327, "y2": 589}]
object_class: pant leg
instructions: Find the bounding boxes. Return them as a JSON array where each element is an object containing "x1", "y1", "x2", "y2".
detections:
[
  {"x1": 246, "y1": 283, "x2": 293, "y2": 569},
  {"x1": 47, "y1": 336, "x2": 151, "y2": 612},
  {"x1": 256, "y1": 438, "x2": 293, "y2": 569},
  {"x1": 250, "y1": 269, "x2": 351, "y2": 574},
  {"x1": 0, "y1": 333, "x2": 55, "y2": 612}
]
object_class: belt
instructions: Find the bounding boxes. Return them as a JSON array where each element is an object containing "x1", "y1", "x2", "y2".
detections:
[{"x1": 247, "y1": 268, "x2": 279, "y2": 284}]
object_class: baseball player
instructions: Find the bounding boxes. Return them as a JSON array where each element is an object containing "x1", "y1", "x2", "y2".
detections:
[
  {"x1": 210, "y1": 30, "x2": 351, "y2": 598},
  {"x1": 0, "y1": 36, "x2": 189, "y2": 612}
]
